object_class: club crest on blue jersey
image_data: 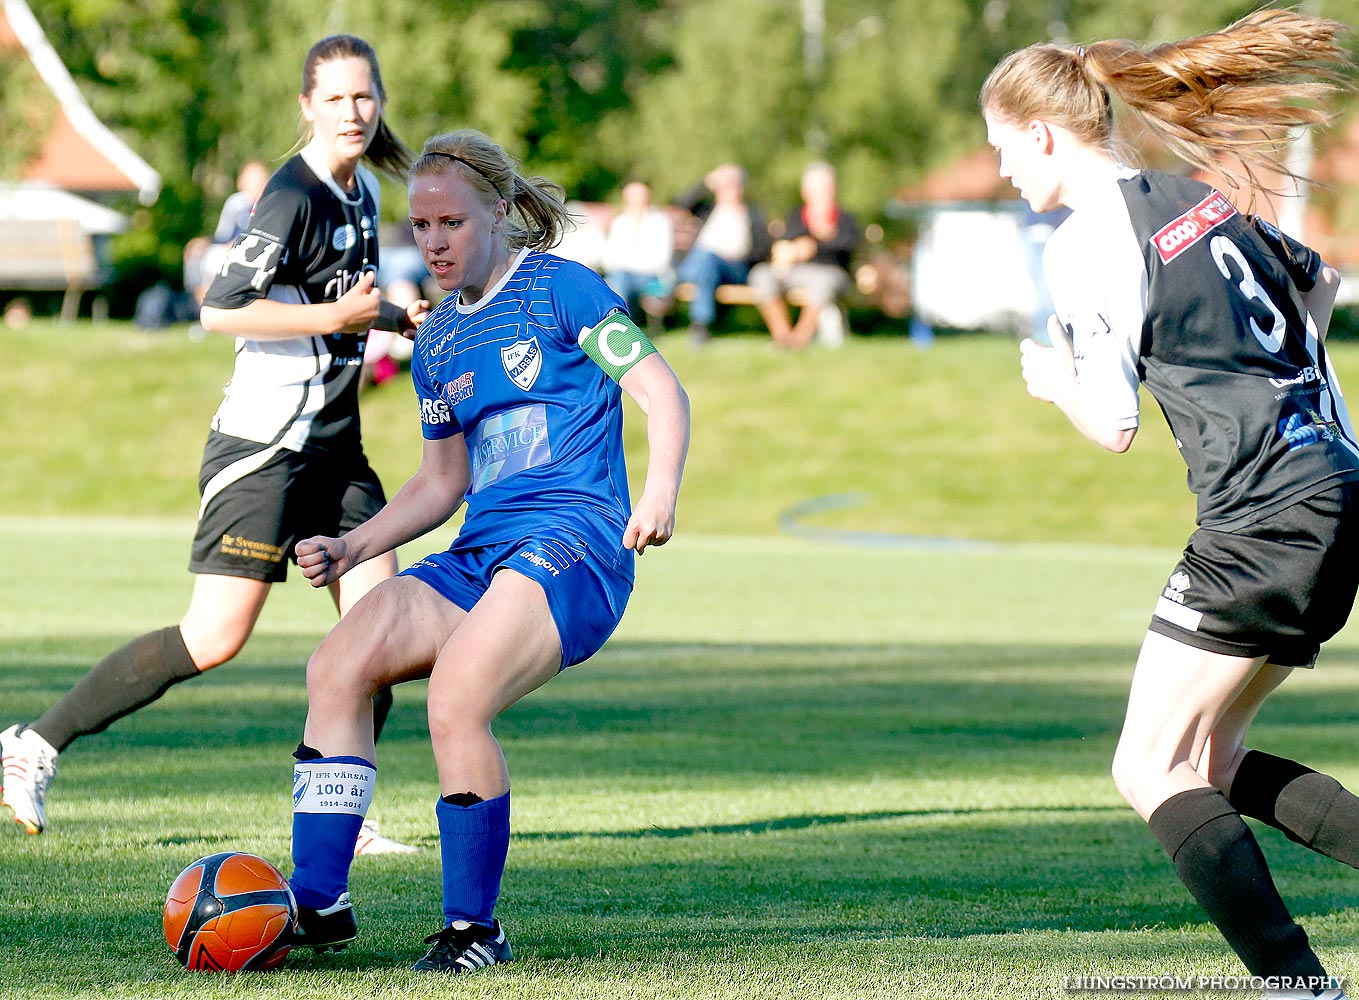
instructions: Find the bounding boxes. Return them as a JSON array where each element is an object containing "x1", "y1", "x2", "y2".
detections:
[{"x1": 501, "y1": 337, "x2": 543, "y2": 391}]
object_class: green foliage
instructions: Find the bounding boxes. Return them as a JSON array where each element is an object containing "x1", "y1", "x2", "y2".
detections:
[
  {"x1": 0, "y1": 55, "x2": 55, "y2": 179},
  {"x1": 603, "y1": 0, "x2": 808, "y2": 205},
  {"x1": 19, "y1": 0, "x2": 1359, "y2": 305},
  {"x1": 809, "y1": 0, "x2": 975, "y2": 217}
]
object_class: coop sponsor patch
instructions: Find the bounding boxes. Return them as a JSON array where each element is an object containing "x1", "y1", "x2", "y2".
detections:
[
  {"x1": 1150, "y1": 192, "x2": 1237, "y2": 264},
  {"x1": 292, "y1": 761, "x2": 375, "y2": 814}
]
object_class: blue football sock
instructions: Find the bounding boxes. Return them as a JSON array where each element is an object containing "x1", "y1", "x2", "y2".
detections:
[
  {"x1": 437, "y1": 790, "x2": 510, "y2": 926},
  {"x1": 289, "y1": 754, "x2": 375, "y2": 910}
]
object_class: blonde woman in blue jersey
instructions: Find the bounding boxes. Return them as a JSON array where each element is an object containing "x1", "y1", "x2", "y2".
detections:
[
  {"x1": 284, "y1": 129, "x2": 690, "y2": 972},
  {"x1": 984, "y1": 11, "x2": 1359, "y2": 998}
]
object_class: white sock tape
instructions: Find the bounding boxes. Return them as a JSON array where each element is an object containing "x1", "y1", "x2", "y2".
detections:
[{"x1": 292, "y1": 760, "x2": 376, "y2": 815}]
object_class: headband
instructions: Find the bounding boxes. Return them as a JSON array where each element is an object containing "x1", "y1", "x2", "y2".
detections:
[{"x1": 425, "y1": 150, "x2": 508, "y2": 201}]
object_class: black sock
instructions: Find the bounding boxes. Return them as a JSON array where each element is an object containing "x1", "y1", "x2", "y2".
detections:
[
  {"x1": 1148, "y1": 787, "x2": 1325, "y2": 980},
  {"x1": 31, "y1": 626, "x2": 200, "y2": 752},
  {"x1": 372, "y1": 686, "x2": 393, "y2": 742},
  {"x1": 442, "y1": 791, "x2": 484, "y2": 807},
  {"x1": 1229, "y1": 750, "x2": 1359, "y2": 869}
]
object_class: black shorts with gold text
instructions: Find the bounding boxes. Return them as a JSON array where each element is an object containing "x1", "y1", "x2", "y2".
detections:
[
  {"x1": 1149, "y1": 482, "x2": 1359, "y2": 667},
  {"x1": 189, "y1": 432, "x2": 385, "y2": 583}
]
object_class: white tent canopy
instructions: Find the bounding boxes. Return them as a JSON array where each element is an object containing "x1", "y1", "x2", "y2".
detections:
[{"x1": 0, "y1": 183, "x2": 129, "y2": 235}]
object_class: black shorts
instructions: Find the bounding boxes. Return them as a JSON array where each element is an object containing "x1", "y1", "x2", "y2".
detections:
[
  {"x1": 189, "y1": 432, "x2": 386, "y2": 583},
  {"x1": 1148, "y1": 483, "x2": 1359, "y2": 667}
]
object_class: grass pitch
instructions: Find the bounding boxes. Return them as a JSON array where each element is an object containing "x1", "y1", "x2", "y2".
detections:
[
  {"x1": 0, "y1": 320, "x2": 1203, "y2": 546},
  {"x1": 2, "y1": 519, "x2": 1358, "y2": 999},
  {"x1": 2, "y1": 323, "x2": 1359, "y2": 997}
]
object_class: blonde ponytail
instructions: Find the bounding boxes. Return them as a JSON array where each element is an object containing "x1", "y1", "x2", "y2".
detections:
[{"x1": 983, "y1": 9, "x2": 1351, "y2": 194}]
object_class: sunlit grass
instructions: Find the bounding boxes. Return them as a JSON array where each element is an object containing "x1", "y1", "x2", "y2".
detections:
[{"x1": 2, "y1": 520, "x2": 1358, "y2": 999}]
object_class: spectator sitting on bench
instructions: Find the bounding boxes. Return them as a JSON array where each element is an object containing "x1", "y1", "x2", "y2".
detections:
[
  {"x1": 748, "y1": 161, "x2": 859, "y2": 350},
  {"x1": 602, "y1": 179, "x2": 674, "y2": 335},
  {"x1": 674, "y1": 163, "x2": 770, "y2": 343}
]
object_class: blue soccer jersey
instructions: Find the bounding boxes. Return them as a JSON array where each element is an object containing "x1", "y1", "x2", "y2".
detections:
[{"x1": 411, "y1": 249, "x2": 635, "y2": 576}]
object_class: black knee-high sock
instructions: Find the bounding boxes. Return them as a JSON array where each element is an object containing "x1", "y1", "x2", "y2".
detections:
[
  {"x1": 1229, "y1": 750, "x2": 1359, "y2": 870},
  {"x1": 1148, "y1": 787, "x2": 1325, "y2": 980},
  {"x1": 31, "y1": 626, "x2": 200, "y2": 751},
  {"x1": 372, "y1": 686, "x2": 393, "y2": 742}
]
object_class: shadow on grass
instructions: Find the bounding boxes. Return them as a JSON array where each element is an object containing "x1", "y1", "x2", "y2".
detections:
[
  {"x1": 516, "y1": 803, "x2": 1128, "y2": 841},
  {"x1": 5, "y1": 635, "x2": 1359, "y2": 788},
  {"x1": 2, "y1": 636, "x2": 1358, "y2": 988}
]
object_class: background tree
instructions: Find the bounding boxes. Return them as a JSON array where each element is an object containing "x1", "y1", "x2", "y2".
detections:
[{"x1": 21, "y1": 0, "x2": 1359, "y2": 312}]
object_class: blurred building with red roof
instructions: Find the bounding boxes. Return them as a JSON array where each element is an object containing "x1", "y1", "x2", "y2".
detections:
[
  {"x1": 1, "y1": 0, "x2": 159, "y2": 205},
  {"x1": 0, "y1": 0, "x2": 160, "y2": 317}
]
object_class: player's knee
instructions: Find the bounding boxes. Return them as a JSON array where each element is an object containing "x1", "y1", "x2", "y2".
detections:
[
  {"x1": 305, "y1": 646, "x2": 371, "y2": 707},
  {"x1": 1198, "y1": 742, "x2": 1246, "y2": 792},
  {"x1": 179, "y1": 626, "x2": 247, "y2": 671},
  {"x1": 1110, "y1": 747, "x2": 1146, "y2": 808},
  {"x1": 426, "y1": 687, "x2": 494, "y2": 745}
]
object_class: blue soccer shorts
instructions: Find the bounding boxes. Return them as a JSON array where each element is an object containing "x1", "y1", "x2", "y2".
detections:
[{"x1": 401, "y1": 528, "x2": 633, "y2": 669}]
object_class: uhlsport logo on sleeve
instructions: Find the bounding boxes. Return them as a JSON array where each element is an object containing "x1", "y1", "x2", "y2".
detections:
[{"x1": 501, "y1": 337, "x2": 543, "y2": 391}]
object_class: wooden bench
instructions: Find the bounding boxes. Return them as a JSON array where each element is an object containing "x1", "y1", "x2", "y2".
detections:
[
  {"x1": 673, "y1": 281, "x2": 848, "y2": 345},
  {"x1": 674, "y1": 281, "x2": 816, "y2": 308},
  {"x1": 0, "y1": 219, "x2": 102, "y2": 321}
]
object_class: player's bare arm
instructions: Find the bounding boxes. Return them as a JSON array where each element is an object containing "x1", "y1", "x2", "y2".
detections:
[
  {"x1": 618, "y1": 353, "x2": 690, "y2": 554},
  {"x1": 1021, "y1": 318, "x2": 1136, "y2": 453},
  {"x1": 297, "y1": 435, "x2": 471, "y2": 587},
  {"x1": 201, "y1": 270, "x2": 385, "y2": 340}
]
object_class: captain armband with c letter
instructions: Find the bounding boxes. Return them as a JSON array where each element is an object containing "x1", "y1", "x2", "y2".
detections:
[{"x1": 577, "y1": 311, "x2": 657, "y2": 382}]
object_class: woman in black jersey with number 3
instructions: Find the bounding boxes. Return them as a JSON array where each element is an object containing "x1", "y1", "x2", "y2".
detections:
[
  {"x1": 985, "y1": 11, "x2": 1359, "y2": 997},
  {"x1": 1, "y1": 36, "x2": 424, "y2": 856}
]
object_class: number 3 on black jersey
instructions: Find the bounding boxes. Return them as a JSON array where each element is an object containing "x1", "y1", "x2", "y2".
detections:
[{"x1": 1210, "y1": 235, "x2": 1288, "y2": 353}]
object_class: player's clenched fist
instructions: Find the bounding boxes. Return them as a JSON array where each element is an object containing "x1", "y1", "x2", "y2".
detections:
[{"x1": 296, "y1": 534, "x2": 348, "y2": 587}]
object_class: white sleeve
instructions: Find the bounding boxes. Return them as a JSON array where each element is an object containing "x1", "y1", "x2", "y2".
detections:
[{"x1": 1044, "y1": 212, "x2": 1145, "y2": 431}]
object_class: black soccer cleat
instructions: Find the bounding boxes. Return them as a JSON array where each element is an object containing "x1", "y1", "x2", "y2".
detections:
[
  {"x1": 410, "y1": 919, "x2": 513, "y2": 973},
  {"x1": 291, "y1": 891, "x2": 357, "y2": 952}
]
